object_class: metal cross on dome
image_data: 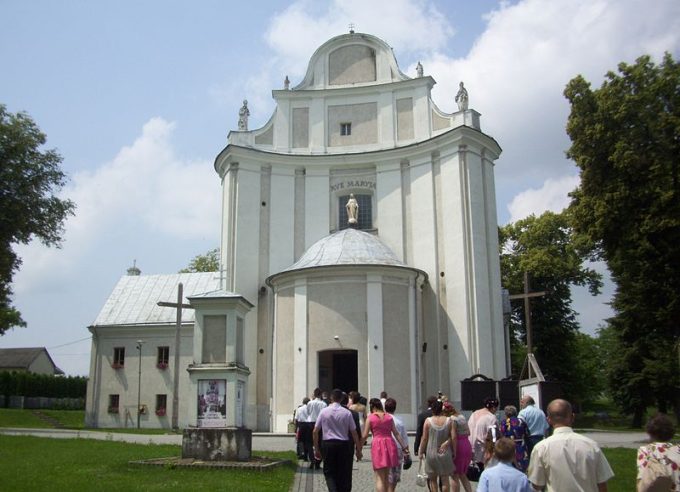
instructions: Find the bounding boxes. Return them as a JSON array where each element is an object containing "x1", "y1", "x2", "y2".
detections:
[{"x1": 348, "y1": 23, "x2": 356, "y2": 34}]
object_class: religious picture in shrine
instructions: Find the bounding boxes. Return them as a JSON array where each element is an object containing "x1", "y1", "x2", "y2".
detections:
[{"x1": 197, "y1": 379, "x2": 227, "y2": 427}]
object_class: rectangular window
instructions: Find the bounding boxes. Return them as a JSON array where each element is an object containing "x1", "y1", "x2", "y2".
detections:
[
  {"x1": 339, "y1": 194, "x2": 373, "y2": 230},
  {"x1": 340, "y1": 122, "x2": 352, "y2": 136},
  {"x1": 108, "y1": 394, "x2": 120, "y2": 413},
  {"x1": 157, "y1": 346, "x2": 169, "y2": 368},
  {"x1": 156, "y1": 394, "x2": 167, "y2": 416},
  {"x1": 113, "y1": 347, "x2": 125, "y2": 368},
  {"x1": 236, "y1": 317, "x2": 244, "y2": 365},
  {"x1": 202, "y1": 315, "x2": 227, "y2": 363}
]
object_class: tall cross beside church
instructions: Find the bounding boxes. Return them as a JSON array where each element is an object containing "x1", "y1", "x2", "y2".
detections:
[
  {"x1": 509, "y1": 272, "x2": 546, "y2": 378},
  {"x1": 157, "y1": 282, "x2": 193, "y2": 431}
]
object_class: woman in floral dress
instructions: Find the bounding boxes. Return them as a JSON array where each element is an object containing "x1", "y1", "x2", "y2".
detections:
[
  {"x1": 499, "y1": 405, "x2": 529, "y2": 472},
  {"x1": 637, "y1": 413, "x2": 680, "y2": 491}
]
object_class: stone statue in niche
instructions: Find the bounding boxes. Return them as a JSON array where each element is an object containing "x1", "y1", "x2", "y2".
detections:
[
  {"x1": 238, "y1": 100, "x2": 250, "y2": 131},
  {"x1": 284, "y1": 76, "x2": 290, "y2": 90},
  {"x1": 346, "y1": 194, "x2": 359, "y2": 225},
  {"x1": 416, "y1": 61, "x2": 423, "y2": 77},
  {"x1": 455, "y1": 82, "x2": 469, "y2": 111}
]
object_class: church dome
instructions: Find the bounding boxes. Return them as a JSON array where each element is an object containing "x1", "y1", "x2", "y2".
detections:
[
  {"x1": 286, "y1": 229, "x2": 404, "y2": 271},
  {"x1": 267, "y1": 229, "x2": 425, "y2": 287}
]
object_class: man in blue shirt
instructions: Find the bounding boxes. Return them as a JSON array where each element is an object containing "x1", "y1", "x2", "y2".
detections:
[
  {"x1": 518, "y1": 395, "x2": 549, "y2": 457},
  {"x1": 478, "y1": 437, "x2": 532, "y2": 492}
]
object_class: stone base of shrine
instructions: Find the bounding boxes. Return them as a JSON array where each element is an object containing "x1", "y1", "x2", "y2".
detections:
[{"x1": 181, "y1": 427, "x2": 252, "y2": 461}]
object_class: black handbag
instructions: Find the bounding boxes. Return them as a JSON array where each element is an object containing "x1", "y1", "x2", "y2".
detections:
[{"x1": 466, "y1": 461, "x2": 483, "y2": 482}]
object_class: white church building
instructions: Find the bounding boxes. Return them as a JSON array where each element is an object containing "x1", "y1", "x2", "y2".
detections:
[{"x1": 85, "y1": 32, "x2": 507, "y2": 432}]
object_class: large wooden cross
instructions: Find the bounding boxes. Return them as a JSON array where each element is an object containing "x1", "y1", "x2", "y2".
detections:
[
  {"x1": 157, "y1": 282, "x2": 192, "y2": 431},
  {"x1": 508, "y1": 271, "x2": 546, "y2": 355}
]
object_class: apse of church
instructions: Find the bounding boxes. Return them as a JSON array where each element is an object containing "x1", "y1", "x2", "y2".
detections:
[{"x1": 86, "y1": 31, "x2": 506, "y2": 432}]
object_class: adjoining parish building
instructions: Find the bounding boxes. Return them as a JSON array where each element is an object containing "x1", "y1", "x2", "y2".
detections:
[{"x1": 85, "y1": 31, "x2": 507, "y2": 431}]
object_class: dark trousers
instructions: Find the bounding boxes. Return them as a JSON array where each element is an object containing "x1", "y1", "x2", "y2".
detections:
[
  {"x1": 299, "y1": 422, "x2": 315, "y2": 462},
  {"x1": 321, "y1": 439, "x2": 353, "y2": 492},
  {"x1": 527, "y1": 434, "x2": 544, "y2": 458},
  {"x1": 296, "y1": 425, "x2": 306, "y2": 459}
]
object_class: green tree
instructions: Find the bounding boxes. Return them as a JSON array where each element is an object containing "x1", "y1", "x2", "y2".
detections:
[
  {"x1": 0, "y1": 105, "x2": 75, "y2": 334},
  {"x1": 500, "y1": 211, "x2": 602, "y2": 406},
  {"x1": 564, "y1": 53, "x2": 680, "y2": 425},
  {"x1": 179, "y1": 248, "x2": 220, "y2": 273}
]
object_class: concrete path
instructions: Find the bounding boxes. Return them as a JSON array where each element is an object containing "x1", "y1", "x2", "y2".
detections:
[{"x1": 0, "y1": 428, "x2": 649, "y2": 491}]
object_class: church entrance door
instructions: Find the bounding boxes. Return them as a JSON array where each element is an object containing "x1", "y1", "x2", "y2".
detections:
[{"x1": 318, "y1": 350, "x2": 358, "y2": 393}]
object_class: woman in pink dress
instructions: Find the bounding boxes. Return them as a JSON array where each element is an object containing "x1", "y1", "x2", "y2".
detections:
[{"x1": 361, "y1": 398, "x2": 410, "y2": 492}]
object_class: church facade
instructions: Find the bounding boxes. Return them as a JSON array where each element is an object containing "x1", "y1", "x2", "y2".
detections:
[{"x1": 85, "y1": 32, "x2": 507, "y2": 431}]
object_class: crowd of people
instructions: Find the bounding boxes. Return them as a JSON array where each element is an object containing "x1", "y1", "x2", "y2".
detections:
[{"x1": 293, "y1": 388, "x2": 679, "y2": 492}]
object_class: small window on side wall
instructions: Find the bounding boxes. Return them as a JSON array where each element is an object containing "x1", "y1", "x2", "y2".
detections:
[
  {"x1": 157, "y1": 346, "x2": 169, "y2": 369},
  {"x1": 112, "y1": 347, "x2": 125, "y2": 369},
  {"x1": 340, "y1": 122, "x2": 352, "y2": 136},
  {"x1": 156, "y1": 394, "x2": 167, "y2": 416},
  {"x1": 108, "y1": 394, "x2": 120, "y2": 413}
]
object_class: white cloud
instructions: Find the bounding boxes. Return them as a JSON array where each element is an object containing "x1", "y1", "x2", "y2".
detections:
[
  {"x1": 507, "y1": 174, "x2": 579, "y2": 223},
  {"x1": 265, "y1": 0, "x2": 455, "y2": 77},
  {"x1": 13, "y1": 117, "x2": 220, "y2": 293},
  {"x1": 419, "y1": 0, "x2": 680, "y2": 197},
  {"x1": 212, "y1": 0, "x2": 457, "y2": 132}
]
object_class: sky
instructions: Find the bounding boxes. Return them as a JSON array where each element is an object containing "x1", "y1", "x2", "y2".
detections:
[{"x1": 2, "y1": 0, "x2": 679, "y2": 376}]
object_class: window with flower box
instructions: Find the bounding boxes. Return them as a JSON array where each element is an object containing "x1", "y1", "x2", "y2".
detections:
[
  {"x1": 112, "y1": 347, "x2": 125, "y2": 369},
  {"x1": 108, "y1": 394, "x2": 120, "y2": 413},
  {"x1": 156, "y1": 394, "x2": 167, "y2": 416},
  {"x1": 157, "y1": 346, "x2": 169, "y2": 369}
]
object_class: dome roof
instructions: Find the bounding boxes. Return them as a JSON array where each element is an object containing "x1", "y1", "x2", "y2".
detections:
[{"x1": 273, "y1": 228, "x2": 411, "y2": 278}]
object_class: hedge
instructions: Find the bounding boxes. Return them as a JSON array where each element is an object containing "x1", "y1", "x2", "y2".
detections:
[{"x1": 0, "y1": 372, "x2": 87, "y2": 398}]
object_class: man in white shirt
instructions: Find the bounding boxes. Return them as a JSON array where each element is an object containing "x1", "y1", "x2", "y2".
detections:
[
  {"x1": 528, "y1": 399, "x2": 614, "y2": 492},
  {"x1": 295, "y1": 397, "x2": 310, "y2": 460},
  {"x1": 306, "y1": 387, "x2": 328, "y2": 469}
]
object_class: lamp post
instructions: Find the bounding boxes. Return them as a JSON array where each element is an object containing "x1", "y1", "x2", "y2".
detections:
[{"x1": 136, "y1": 339, "x2": 145, "y2": 429}]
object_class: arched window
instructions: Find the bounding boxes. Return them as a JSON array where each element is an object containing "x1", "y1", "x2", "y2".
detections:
[{"x1": 338, "y1": 194, "x2": 372, "y2": 230}]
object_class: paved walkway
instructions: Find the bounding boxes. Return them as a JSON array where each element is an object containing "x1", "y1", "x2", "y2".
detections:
[{"x1": 0, "y1": 428, "x2": 649, "y2": 491}]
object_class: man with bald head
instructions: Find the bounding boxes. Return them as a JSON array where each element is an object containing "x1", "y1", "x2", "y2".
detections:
[{"x1": 527, "y1": 399, "x2": 614, "y2": 492}]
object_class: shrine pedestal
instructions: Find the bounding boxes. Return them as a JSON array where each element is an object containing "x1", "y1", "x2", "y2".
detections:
[{"x1": 181, "y1": 428, "x2": 252, "y2": 461}]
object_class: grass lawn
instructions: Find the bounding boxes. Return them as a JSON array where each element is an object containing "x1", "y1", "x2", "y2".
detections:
[
  {"x1": 0, "y1": 409, "x2": 175, "y2": 434},
  {"x1": 41, "y1": 409, "x2": 86, "y2": 429},
  {"x1": 0, "y1": 408, "x2": 53, "y2": 428},
  {"x1": 0, "y1": 435, "x2": 296, "y2": 491},
  {"x1": 603, "y1": 447, "x2": 637, "y2": 492}
]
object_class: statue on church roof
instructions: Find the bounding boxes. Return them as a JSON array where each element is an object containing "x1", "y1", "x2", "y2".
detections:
[
  {"x1": 416, "y1": 61, "x2": 423, "y2": 78},
  {"x1": 346, "y1": 194, "x2": 359, "y2": 226},
  {"x1": 126, "y1": 259, "x2": 141, "y2": 276},
  {"x1": 284, "y1": 76, "x2": 290, "y2": 90},
  {"x1": 238, "y1": 100, "x2": 250, "y2": 131},
  {"x1": 455, "y1": 82, "x2": 469, "y2": 111}
]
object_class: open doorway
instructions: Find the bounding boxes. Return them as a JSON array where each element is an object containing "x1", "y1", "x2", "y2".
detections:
[{"x1": 318, "y1": 350, "x2": 358, "y2": 393}]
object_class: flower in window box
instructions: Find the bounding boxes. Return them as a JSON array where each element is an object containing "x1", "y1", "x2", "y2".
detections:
[
  {"x1": 156, "y1": 362, "x2": 168, "y2": 370},
  {"x1": 111, "y1": 363, "x2": 124, "y2": 369},
  {"x1": 156, "y1": 408, "x2": 166, "y2": 417},
  {"x1": 108, "y1": 407, "x2": 119, "y2": 414}
]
